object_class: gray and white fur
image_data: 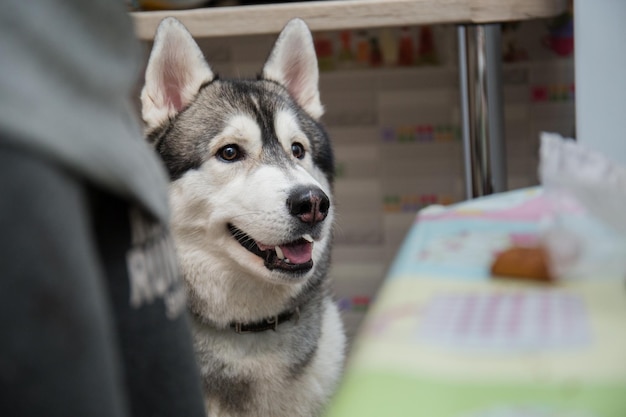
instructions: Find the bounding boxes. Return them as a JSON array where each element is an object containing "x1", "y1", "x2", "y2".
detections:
[{"x1": 141, "y1": 17, "x2": 346, "y2": 417}]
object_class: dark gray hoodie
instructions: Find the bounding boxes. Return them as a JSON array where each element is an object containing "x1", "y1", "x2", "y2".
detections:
[{"x1": 0, "y1": 0, "x2": 169, "y2": 223}]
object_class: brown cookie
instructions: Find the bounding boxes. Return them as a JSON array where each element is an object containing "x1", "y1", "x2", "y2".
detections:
[{"x1": 491, "y1": 246, "x2": 553, "y2": 282}]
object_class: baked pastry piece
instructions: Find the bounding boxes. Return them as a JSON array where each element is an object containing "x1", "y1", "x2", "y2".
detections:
[{"x1": 491, "y1": 246, "x2": 554, "y2": 282}]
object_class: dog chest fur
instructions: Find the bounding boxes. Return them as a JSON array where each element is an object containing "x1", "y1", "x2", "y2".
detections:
[{"x1": 192, "y1": 297, "x2": 344, "y2": 417}]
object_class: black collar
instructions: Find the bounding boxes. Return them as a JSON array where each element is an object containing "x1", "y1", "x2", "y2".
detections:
[{"x1": 230, "y1": 307, "x2": 300, "y2": 334}]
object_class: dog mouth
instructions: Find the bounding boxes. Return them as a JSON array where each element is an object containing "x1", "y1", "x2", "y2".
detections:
[{"x1": 227, "y1": 224, "x2": 314, "y2": 273}]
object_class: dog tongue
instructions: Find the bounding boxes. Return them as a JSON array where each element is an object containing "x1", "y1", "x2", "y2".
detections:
[{"x1": 280, "y1": 241, "x2": 312, "y2": 264}]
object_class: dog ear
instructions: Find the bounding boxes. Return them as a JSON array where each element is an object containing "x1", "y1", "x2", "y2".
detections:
[
  {"x1": 262, "y1": 19, "x2": 324, "y2": 120},
  {"x1": 141, "y1": 17, "x2": 214, "y2": 130}
]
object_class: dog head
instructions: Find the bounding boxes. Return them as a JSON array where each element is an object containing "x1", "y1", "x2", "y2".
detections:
[{"x1": 141, "y1": 18, "x2": 334, "y2": 321}]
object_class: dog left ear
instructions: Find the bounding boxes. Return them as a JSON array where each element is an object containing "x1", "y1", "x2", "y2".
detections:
[
  {"x1": 262, "y1": 19, "x2": 324, "y2": 120},
  {"x1": 141, "y1": 17, "x2": 214, "y2": 131}
]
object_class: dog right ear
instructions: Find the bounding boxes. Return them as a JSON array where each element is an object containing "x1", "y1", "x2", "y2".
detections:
[{"x1": 141, "y1": 17, "x2": 214, "y2": 131}]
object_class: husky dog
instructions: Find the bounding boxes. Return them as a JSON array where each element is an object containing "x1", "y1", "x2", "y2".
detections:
[{"x1": 140, "y1": 17, "x2": 345, "y2": 417}]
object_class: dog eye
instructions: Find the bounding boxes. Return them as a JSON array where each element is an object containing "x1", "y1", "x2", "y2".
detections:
[
  {"x1": 291, "y1": 142, "x2": 305, "y2": 159},
  {"x1": 217, "y1": 144, "x2": 243, "y2": 162}
]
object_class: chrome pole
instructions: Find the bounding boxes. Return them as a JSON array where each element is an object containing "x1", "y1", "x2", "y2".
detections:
[
  {"x1": 484, "y1": 24, "x2": 507, "y2": 193},
  {"x1": 457, "y1": 24, "x2": 506, "y2": 199},
  {"x1": 457, "y1": 26, "x2": 473, "y2": 200}
]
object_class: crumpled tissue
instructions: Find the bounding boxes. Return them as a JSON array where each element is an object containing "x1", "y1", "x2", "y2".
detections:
[{"x1": 539, "y1": 132, "x2": 626, "y2": 280}]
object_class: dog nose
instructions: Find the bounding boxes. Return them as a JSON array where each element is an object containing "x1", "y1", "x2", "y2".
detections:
[{"x1": 287, "y1": 186, "x2": 330, "y2": 225}]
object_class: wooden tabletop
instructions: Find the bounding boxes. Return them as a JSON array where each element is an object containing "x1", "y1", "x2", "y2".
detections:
[{"x1": 131, "y1": 0, "x2": 567, "y2": 40}]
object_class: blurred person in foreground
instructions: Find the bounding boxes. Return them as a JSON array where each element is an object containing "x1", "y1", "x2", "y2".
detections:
[{"x1": 0, "y1": 1, "x2": 207, "y2": 416}]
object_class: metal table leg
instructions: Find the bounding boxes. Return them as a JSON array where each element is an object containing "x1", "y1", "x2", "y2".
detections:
[{"x1": 457, "y1": 24, "x2": 507, "y2": 199}]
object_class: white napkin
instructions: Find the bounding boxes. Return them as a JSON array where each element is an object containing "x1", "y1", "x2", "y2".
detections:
[{"x1": 539, "y1": 132, "x2": 626, "y2": 280}]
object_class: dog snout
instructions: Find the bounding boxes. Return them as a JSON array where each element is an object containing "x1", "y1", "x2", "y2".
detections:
[{"x1": 287, "y1": 186, "x2": 330, "y2": 226}]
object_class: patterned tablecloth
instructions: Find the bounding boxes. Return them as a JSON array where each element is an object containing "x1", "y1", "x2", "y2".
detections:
[{"x1": 326, "y1": 187, "x2": 626, "y2": 417}]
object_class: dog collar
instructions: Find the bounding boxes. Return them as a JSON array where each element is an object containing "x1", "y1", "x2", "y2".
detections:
[{"x1": 230, "y1": 307, "x2": 300, "y2": 334}]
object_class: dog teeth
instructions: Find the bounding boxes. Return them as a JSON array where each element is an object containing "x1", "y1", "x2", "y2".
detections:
[
  {"x1": 302, "y1": 234, "x2": 314, "y2": 243},
  {"x1": 275, "y1": 246, "x2": 285, "y2": 260}
]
